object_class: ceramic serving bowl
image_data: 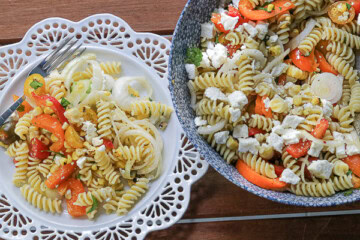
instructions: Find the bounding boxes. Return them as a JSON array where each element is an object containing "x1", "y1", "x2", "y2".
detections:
[{"x1": 168, "y1": 0, "x2": 360, "y2": 206}]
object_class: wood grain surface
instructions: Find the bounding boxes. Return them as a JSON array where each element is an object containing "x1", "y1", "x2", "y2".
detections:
[{"x1": 0, "y1": 0, "x2": 187, "y2": 44}]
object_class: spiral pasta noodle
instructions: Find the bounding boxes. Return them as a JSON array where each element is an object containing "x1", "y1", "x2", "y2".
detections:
[
  {"x1": 332, "y1": 105, "x2": 354, "y2": 133},
  {"x1": 202, "y1": 133, "x2": 237, "y2": 164},
  {"x1": 322, "y1": 27, "x2": 360, "y2": 49},
  {"x1": 196, "y1": 99, "x2": 237, "y2": 123},
  {"x1": 225, "y1": 31, "x2": 247, "y2": 46},
  {"x1": 298, "y1": 28, "x2": 322, "y2": 56},
  {"x1": 12, "y1": 141, "x2": 29, "y2": 187},
  {"x1": 20, "y1": 184, "x2": 62, "y2": 213},
  {"x1": 130, "y1": 101, "x2": 173, "y2": 121},
  {"x1": 255, "y1": 82, "x2": 275, "y2": 98},
  {"x1": 240, "y1": 152, "x2": 277, "y2": 178},
  {"x1": 332, "y1": 175, "x2": 353, "y2": 191},
  {"x1": 192, "y1": 72, "x2": 235, "y2": 91},
  {"x1": 290, "y1": 180, "x2": 335, "y2": 197},
  {"x1": 94, "y1": 148, "x2": 121, "y2": 185},
  {"x1": 349, "y1": 82, "x2": 360, "y2": 114},
  {"x1": 74, "y1": 187, "x2": 116, "y2": 206},
  {"x1": 340, "y1": 20, "x2": 360, "y2": 35},
  {"x1": 117, "y1": 178, "x2": 149, "y2": 215},
  {"x1": 248, "y1": 114, "x2": 274, "y2": 132},
  {"x1": 45, "y1": 71, "x2": 67, "y2": 101},
  {"x1": 326, "y1": 41, "x2": 355, "y2": 66},
  {"x1": 15, "y1": 112, "x2": 33, "y2": 140},
  {"x1": 235, "y1": 57, "x2": 255, "y2": 95},
  {"x1": 96, "y1": 99, "x2": 113, "y2": 139}
]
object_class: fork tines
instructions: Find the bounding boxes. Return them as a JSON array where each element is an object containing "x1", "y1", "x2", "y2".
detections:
[{"x1": 42, "y1": 36, "x2": 83, "y2": 74}]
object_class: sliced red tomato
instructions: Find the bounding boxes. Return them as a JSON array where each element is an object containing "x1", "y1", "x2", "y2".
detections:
[
  {"x1": 274, "y1": 165, "x2": 285, "y2": 177},
  {"x1": 13, "y1": 159, "x2": 18, "y2": 166},
  {"x1": 343, "y1": 155, "x2": 360, "y2": 177},
  {"x1": 286, "y1": 140, "x2": 312, "y2": 158},
  {"x1": 255, "y1": 95, "x2": 273, "y2": 118},
  {"x1": 315, "y1": 50, "x2": 338, "y2": 75},
  {"x1": 248, "y1": 127, "x2": 266, "y2": 137},
  {"x1": 311, "y1": 119, "x2": 329, "y2": 139},
  {"x1": 238, "y1": 0, "x2": 295, "y2": 21},
  {"x1": 289, "y1": 48, "x2": 318, "y2": 72},
  {"x1": 228, "y1": 5, "x2": 249, "y2": 27},
  {"x1": 349, "y1": 0, "x2": 360, "y2": 14},
  {"x1": 29, "y1": 138, "x2": 50, "y2": 160},
  {"x1": 211, "y1": 13, "x2": 229, "y2": 33},
  {"x1": 226, "y1": 44, "x2": 241, "y2": 58}
]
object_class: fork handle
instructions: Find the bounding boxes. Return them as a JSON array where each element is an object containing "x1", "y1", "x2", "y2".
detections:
[{"x1": 0, "y1": 95, "x2": 25, "y2": 126}]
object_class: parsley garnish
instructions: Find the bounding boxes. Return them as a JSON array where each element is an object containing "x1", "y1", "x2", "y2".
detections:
[
  {"x1": 346, "y1": 3, "x2": 351, "y2": 10},
  {"x1": 347, "y1": 170, "x2": 352, "y2": 176},
  {"x1": 185, "y1": 47, "x2": 203, "y2": 67},
  {"x1": 344, "y1": 189, "x2": 353, "y2": 196},
  {"x1": 17, "y1": 104, "x2": 25, "y2": 112},
  {"x1": 87, "y1": 195, "x2": 98, "y2": 213},
  {"x1": 149, "y1": 110, "x2": 152, "y2": 118},
  {"x1": 60, "y1": 97, "x2": 70, "y2": 108},
  {"x1": 30, "y1": 80, "x2": 43, "y2": 90}
]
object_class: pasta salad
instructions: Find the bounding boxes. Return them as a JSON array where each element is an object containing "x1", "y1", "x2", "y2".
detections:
[
  {"x1": 185, "y1": 0, "x2": 360, "y2": 197},
  {"x1": 0, "y1": 52, "x2": 173, "y2": 218}
]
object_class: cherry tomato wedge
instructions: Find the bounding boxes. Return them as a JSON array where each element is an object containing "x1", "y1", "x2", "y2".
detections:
[
  {"x1": 248, "y1": 127, "x2": 266, "y2": 137},
  {"x1": 226, "y1": 44, "x2": 241, "y2": 58},
  {"x1": 23, "y1": 74, "x2": 46, "y2": 102},
  {"x1": 289, "y1": 48, "x2": 318, "y2": 72},
  {"x1": 286, "y1": 140, "x2": 312, "y2": 158},
  {"x1": 316, "y1": 40, "x2": 329, "y2": 55},
  {"x1": 238, "y1": 0, "x2": 295, "y2": 21},
  {"x1": 211, "y1": 13, "x2": 229, "y2": 33},
  {"x1": 228, "y1": 5, "x2": 249, "y2": 26},
  {"x1": 102, "y1": 138, "x2": 114, "y2": 149},
  {"x1": 343, "y1": 155, "x2": 360, "y2": 177},
  {"x1": 274, "y1": 165, "x2": 285, "y2": 177},
  {"x1": 29, "y1": 138, "x2": 50, "y2": 160},
  {"x1": 328, "y1": 1, "x2": 355, "y2": 25}
]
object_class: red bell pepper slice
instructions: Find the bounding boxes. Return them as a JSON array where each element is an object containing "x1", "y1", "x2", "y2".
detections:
[
  {"x1": 289, "y1": 48, "x2": 318, "y2": 72},
  {"x1": 58, "y1": 178, "x2": 86, "y2": 217},
  {"x1": 29, "y1": 138, "x2": 50, "y2": 160},
  {"x1": 311, "y1": 119, "x2": 329, "y2": 139},
  {"x1": 248, "y1": 127, "x2": 266, "y2": 137},
  {"x1": 31, "y1": 114, "x2": 65, "y2": 152},
  {"x1": 274, "y1": 165, "x2": 285, "y2": 177},
  {"x1": 286, "y1": 140, "x2": 312, "y2": 158},
  {"x1": 314, "y1": 50, "x2": 338, "y2": 75},
  {"x1": 343, "y1": 155, "x2": 360, "y2": 177},
  {"x1": 102, "y1": 138, "x2": 114, "y2": 149},
  {"x1": 45, "y1": 163, "x2": 77, "y2": 189},
  {"x1": 12, "y1": 95, "x2": 33, "y2": 118},
  {"x1": 211, "y1": 13, "x2": 229, "y2": 33},
  {"x1": 32, "y1": 93, "x2": 68, "y2": 124},
  {"x1": 238, "y1": 0, "x2": 295, "y2": 21}
]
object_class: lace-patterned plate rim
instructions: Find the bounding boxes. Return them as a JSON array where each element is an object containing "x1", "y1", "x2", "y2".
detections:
[
  {"x1": 168, "y1": 0, "x2": 360, "y2": 207},
  {"x1": 0, "y1": 13, "x2": 208, "y2": 240}
]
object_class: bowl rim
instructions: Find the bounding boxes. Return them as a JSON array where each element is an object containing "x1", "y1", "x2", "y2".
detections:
[{"x1": 168, "y1": 0, "x2": 360, "y2": 207}]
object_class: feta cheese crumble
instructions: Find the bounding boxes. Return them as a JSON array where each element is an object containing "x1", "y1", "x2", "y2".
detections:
[
  {"x1": 200, "y1": 22, "x2": 214, "y2": 39},
  {"x1": 255, "y1": 22, "x2": 269, "y2": 40},
  {"x1": 280, "y1": 169, "x2": 300, "y2": 185},
  {"x1": 205, "y1": 87, "x2": 228, "y2": 101},
  {"x1": 98, "y1": 145, "x2": 106, "y2": 152},
  {"x1": 308, "y1": 160, "x2": 334, "y2": 179},
  {"x1": 206, "y1": 43, "x2": 228, "y2": 68},
  {"x1": 82, "y1": 121, "x2": 98, "y2": 142},
  {"x1": 229, "y1": 107, "x2": 241, "y2": 122},
  {"x1": 214, "y1": 131, "x2": 230, "y2": 144},
  {"x1": 233, "y1": 124, "x2": 248, "y2": 138},
  {"x1": 333, "y1": 131, "x2": 346, "y2": 158},
  {"x1": 308, "y1": 141, "x2": 323, "y2": 157},
  {"x1": 282, "y1": 129, "x2": 302, "y2": 145},
  {"x1": 194, "y1": 117, "x2": 207, "y2": 126},
  {"x1": 76, "y1": 157, "x2": 87, "y2": 169},
  {"x1": 220, "y1": 13, "x2": 239, "y2": 31},
  {"x1": 281, "y1": 115, "x2": 305, "y2": 129},
  {"x1": 321, "y1": 99, "x2": 333, "y2": 118},
  {"x1": 243, "y1": 23, "x2": 258, "y2": 37},
  {"x1": 238, "y1": 138, "x2": 260, "y2": 155},
  {"x1": 228, "y1": 91, "x2": 248, "y2": 108},
  {"x1": 185, "y1": 64, "x2": 197, "y2": 80},
  {"x1": 266, "y1": 132, "x2": 284, "y2": 152}
]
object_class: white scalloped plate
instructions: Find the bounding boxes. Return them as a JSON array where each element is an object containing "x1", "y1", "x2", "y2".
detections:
[{"x1": 0, "y1": 14, "x2": 208, "y2": 240}]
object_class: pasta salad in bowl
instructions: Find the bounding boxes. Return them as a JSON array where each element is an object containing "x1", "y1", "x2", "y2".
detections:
[
  {"x1": 169, "y1": 0, "x2": 360, "y2": 204},
  {"x1": 0, "y1": 45, "x2": 178, "y2": 221}
]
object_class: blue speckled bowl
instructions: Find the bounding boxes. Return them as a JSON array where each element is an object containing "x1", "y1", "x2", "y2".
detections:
[{"x1": 168, "y1": 0, "x2": 360, "y2": 206}]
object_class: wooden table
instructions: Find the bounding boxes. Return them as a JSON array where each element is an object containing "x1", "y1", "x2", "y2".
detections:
[{"x1": 1, "y1": 1, "x2": 360, "y2": 239}]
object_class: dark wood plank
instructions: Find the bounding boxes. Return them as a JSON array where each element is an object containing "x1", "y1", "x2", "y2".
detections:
[
  {"x1": 146, "y1": 215, "x2": 360, "y2": 240},
  {"x1": 183, "y1": 167, "x2": 360, "y2": 219},
  {"x1": 0, "y1": 0, "x2": 186, "y2": 44}
]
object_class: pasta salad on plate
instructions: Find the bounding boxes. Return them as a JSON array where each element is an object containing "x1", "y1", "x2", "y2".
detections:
[
  {"x1": 0, "y1": 51, "x2": 173, "y2": 219},
  {"x1": 185, "y1": 0, "x2": 360, "y2": 197}
]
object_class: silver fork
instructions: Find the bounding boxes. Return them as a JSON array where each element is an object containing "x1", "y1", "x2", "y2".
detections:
[{"x1": 0, "y1": 37, "x2": 86, "y2": 126}]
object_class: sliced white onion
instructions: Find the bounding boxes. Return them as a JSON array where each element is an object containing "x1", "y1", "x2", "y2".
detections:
[
  {"x1": 187, "y1": 81, "x2": 196, "y2": 110},
  {"x1": 299, "y1": 130, "x2": 343, "y2": 148},
  {"x1": 310, "y1": 73, "x2": 343, "y2": 103},
  {"x1": 240, "y1": 49, "x2": 267, "y2": 70},
  {"x1": 262, "y1": 48, "x2": 290, "y2": 73},
  {"x1": 61, "y1": 53, "x2": 96, "y2": 92},
  {"x1": 197, "y1": 120, "x2": 226, "y2": 135},
  {"x1": 112, "y1": 76, "x2": 153, "y2": 111},
  {"x1": 285, "y1": 18, "x2": 316, "y2": 51},
  {"x1": 88, "y1": 60, "x2": 103, "y2": 91}
]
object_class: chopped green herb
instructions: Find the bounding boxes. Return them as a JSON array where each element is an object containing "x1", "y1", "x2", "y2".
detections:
[
  {"x1": 257, "y1": 7, "x2": 272, "y2": 13},
  {"x1": 346, "y1": 3, "x2": 351, "y2": 10},
  {"x1": 17, "y1": 104, "x2": 25, "y2": 112},
  {"x1": 347, "y1": 170, "x2": 353, "y2": 176},
  {"x1": 86, "y1": 84, "x2": 91, "y2": 94},
  {"x1": 344, "y1": 189, "x2": 353, "y2": 196},
  {"x1": 130, "y1": 94, "x2": 135, "y2": 97},
  {"x1": 149, "y1": 97, "x2": 153, "y2": 102},
  {"x1": 87, "y1": 195, "x2": 98, "y2": 214},
  {"x1": 215, "y1": 33, "x2": 219, "y2": 44},
  {"x1": 43, "y1": 150, "x2": 65, "y2": 159},
  {"x1": 185, "y1": 47, "x2": 203, "y2": 67},
  {"x1": 279, "y1": 7, "x2": 282, "y2": 10},
  {"x1": 76, "y1": 173, "x2": 81, "y2": 179},
  {"x1": 60, "y1": 97, "x2": 70, "y2": 108},
  {"x1": 30, "y1": 80, "x2": 43, "y2": 90},
  {"x1": 70, "y1": 84, "x2": 73, "y2": 93},
  {"x1": 149, "y1": 110, "x2": 152, "y2": 118}
]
